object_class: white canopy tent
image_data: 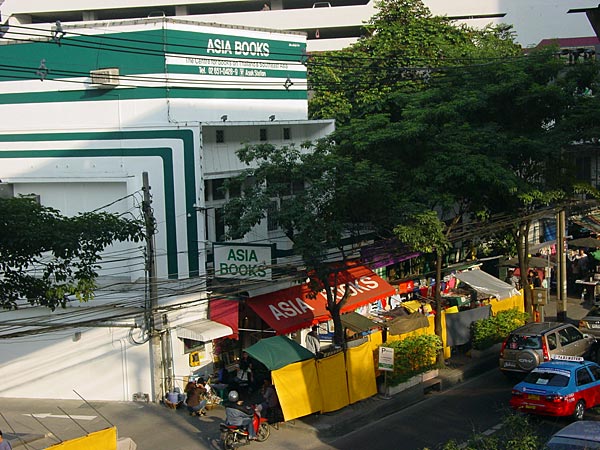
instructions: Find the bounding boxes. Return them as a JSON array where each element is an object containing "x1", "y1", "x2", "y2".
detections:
[{"x1": 455, "y1": 269, "x2": 520, "y2": 300}]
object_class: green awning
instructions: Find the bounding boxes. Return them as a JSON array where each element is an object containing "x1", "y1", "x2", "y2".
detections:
[
  {"x1": 341, "y1": 311, "x2": 380, "y2": 333},
  {"x1": 244, "y1": 335, "x2": 315, "y2": 371}
]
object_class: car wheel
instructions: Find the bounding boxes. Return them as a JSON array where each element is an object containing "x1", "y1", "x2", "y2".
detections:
[{"x1": 573, "y1": 400, "x2": 586, "y2": 421}]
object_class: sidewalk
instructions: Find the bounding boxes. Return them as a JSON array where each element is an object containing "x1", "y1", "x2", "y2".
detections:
[{"x1": 2, "y1": 295, "x2": 592, "y2": 448}]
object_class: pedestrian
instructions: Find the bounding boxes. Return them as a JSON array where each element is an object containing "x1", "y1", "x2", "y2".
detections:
[
  {"x1": 185, "y1": 378, "x2": 208, "y2": 416},
  {"x1": 305, "y1": 325, "x2": 321, "y2": 356},
  {"x1": 0, "y1": 430, "x2": 12, "y2": 450},
  {"x1": 257, "y1": 379, "x2": 279, "y2": 418}
]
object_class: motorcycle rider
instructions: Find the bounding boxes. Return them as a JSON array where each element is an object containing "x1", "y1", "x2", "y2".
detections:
[{"x1": 224, "y1": 390, "x2": 257, "y2": 441}]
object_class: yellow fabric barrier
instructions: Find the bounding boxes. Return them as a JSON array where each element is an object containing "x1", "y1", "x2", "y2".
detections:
[
  {"x1": 46, "y1": 427, "x2": 117, "y2": 450},
  {"x1": 445, "y1": 306, "x2": 459, "y2": 314},
  {"x1": 490, "y1": 292, "x2": 524, "y2": 315},
  {"x1": 368, "y1": 330, "x2": 383, "y2": 351},
  {"x1": 401, "y1": 300, "x2": 421, "y2": 313},
  {"x1": 317, "y1": 351, "x2": 350, "y2": 413},
  {"x1": 346, "y1": 341, "x2": 377, "y2": 404},
  {"x1": 272, "y1": 359, "x2": 322, "y2": 421}
]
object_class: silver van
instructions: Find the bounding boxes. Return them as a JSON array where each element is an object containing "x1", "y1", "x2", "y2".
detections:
[{"x1": 499, "y1": 322, "x2": 598, "y2": 376}]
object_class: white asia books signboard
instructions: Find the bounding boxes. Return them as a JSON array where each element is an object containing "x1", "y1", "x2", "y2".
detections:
[
  {"x1": 378, "y1": 346, "x2": 394, "y2": 372},
  {"x1": 213, "y1": 243, "x2": 273, "y2": 281}
]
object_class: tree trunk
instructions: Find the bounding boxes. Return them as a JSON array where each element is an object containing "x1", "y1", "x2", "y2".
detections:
[
  {"x1": 434, "y1": 250, "x2": 445, "y2": 367},
  {"x1": 326, "y1": 282, "x2": 350, "y2": 348}
]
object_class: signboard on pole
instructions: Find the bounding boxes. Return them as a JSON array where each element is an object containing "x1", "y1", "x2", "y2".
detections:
[{"x1": 378, "y1": 346, "x2": 394, "y2": 372}]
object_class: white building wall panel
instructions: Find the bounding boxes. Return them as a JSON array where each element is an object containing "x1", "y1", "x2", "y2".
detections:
[{"x1": 0, "y1": 326, "x2": 152, "y2": 401}]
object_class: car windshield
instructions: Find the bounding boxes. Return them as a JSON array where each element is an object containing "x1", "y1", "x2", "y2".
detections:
[
  {"x1": 524, "y1": 370, "x2": 569, "y2": 387},
  {"x1": 506, "y1": 334, "x2": 541, "y2": 350},
  {"x1": 546, "y1": 436, "x2": 600, "y2": 449}
]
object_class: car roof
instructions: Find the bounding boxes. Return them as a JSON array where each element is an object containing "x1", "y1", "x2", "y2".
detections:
[
  {"x1": 550, "y1": 421, "x2": 600, "y2": 442},
  {"x1": 512, "y1": 322, "x2": 567, "y2": 335},
  {"x1": 537, "y1": 359, "x2": 596, "y2": 371}
]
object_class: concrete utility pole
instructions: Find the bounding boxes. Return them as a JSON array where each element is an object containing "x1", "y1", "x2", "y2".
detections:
[
  {"x1": 556, "y1": 209, "x2": 568, "y2": 322},
  {"x1": 142, "y1": 172, "x2": 163, "y2": 403}
]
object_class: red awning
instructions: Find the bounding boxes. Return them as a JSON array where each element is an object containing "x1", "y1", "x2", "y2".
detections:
[
  {"x1": 247, "y1": 265, "x2": 395, "y2": 335},
  {"x1": 209, "y1": 298, "x2": 239, "y2": 339}
]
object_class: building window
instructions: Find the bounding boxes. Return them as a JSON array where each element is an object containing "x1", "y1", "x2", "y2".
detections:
[
  {"x1": 212, "y1": 178, "x2": 226, "y2": 201},
  {"x1": 283, "y1": 127, "x2": 291, "y2": 140},
  {"x1": 216, "y1": 129, "x2": 225, "y2": 143},
  {"x1": 215, "y1": 207, "x2": 225, "y2": 241},
  {"x1": 267, "y1": 200, "x2": 278, "y2": 232},
  {"x1": 0, "y1": 183, "x2": 14, "y2": 199},
  {"x1": 260, "y1": 128, "x2": 268, "y2": 141}
]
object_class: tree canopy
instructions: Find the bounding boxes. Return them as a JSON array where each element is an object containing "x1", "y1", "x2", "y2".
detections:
[
  {"x1": 0, "y1": 197, "x2": 143, "y2": 310},
  {"x1": 223, "y1": 140, "x2": 398, "y2": 344}
]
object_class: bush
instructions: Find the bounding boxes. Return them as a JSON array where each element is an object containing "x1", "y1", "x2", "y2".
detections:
[
  {"x1": 471, "y1": 308, "x2": 529, "y2": 350},
  {"x1": 383, "y1": 334, "x2": 442, "y2": 385}
]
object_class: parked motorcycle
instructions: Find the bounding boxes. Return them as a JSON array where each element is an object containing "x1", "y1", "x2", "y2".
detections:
[{"x1": 220, "y1": 409, "x2": 270, "y2": 449}]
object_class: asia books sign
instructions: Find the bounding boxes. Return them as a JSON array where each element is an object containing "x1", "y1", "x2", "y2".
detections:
[
  {"x1": 213, "y1": 243, "x2": 273, "y2": 281},
  {"x1": 378, "y1": 346, "x2": 394, "y2": 372}
]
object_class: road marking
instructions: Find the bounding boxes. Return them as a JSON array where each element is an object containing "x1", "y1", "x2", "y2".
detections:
[
  {"x1": 23, "y1": 413, "x2": 97, "y2": 420},
  {"x1": 457, "y1": 423, "x2": 503, "y2": 448}
]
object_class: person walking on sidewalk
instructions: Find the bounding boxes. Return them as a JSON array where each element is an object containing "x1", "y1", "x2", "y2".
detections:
[
  {"x1": 305, "y1": 325, "x2": 321, "y2": 357},
  {"x1": 0, "y1": 430, "x2": 12, "y2": 450}
]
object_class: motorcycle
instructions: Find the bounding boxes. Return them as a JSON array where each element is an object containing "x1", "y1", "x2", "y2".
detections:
[{"x1": 220, "y1": 408, "x2": 270, "y2": 449}]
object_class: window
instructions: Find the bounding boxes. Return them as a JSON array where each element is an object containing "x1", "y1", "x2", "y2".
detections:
[
  {"x1": 216, "y1": 129, "x2": 225, "y2": 143},
  {"x1": 558, "y1": 329, "x2": 570, "y2": 346},
  {"x1": 267, "y1": 200, "x2": 278, "y2": 232},
  {"x1": 0, "y1": 183, "x2": 14, "y2": 199},
  {"x1": 564, "y1": 326, "x2": 583, "y2": 343},
  {"x1": 183, "y1": 340, "x2": 205, "y2": 354},
  {"x1": 260, "y1": 128, "x2": 267, "y2": 141},
  {"x1": 547, "y1": 333, "x2": 557, "y2": 350},
  {"x1": 283, "y1": 127, "x2": 291, "y2": 140},
  {"x1": 590, "y1": 365, "x2": 600, "y2": 381},
  {"x1": 212, "y1": 178, "x2": 226, "y2": 201},
  {"x1": 215, "y1": 207, "x2": 225, "y2": 241},
  {"x1": 577, "y1": 367, "x2": 593, "y2": 386}
]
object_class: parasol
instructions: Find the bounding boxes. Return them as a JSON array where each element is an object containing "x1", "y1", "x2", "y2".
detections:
[{"x1": 568, "y1": 237, "x2": 600, "y2": 248}]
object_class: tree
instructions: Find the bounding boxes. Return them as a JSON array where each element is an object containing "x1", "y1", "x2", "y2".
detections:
[
  {"x1": 331, "y1": 43, "x2": 600, "y2": 317},
  {"x1": 223, "y1": 140, "x2": 398, "y2": 345},
  {"x1": 394, "y1": 211, "x2": 450, "y2": 365},
  {"x1": 308, "y1": 0, "x2": 521, "y2": 124},
  {"x1": 0, "y1": 197, "x2": 144, "y2": 310}
]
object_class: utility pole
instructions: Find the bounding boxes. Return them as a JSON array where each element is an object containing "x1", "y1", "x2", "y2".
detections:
[
  {"x1": 556, "y1": 209, "x2": 568, "y2": 322},
  {"x1": 142, "y1": 172, "x2": 163, "y2": 403}
]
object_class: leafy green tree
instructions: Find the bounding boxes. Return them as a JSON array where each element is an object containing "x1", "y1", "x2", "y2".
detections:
[
  {"x1": 0, "y1": 197, "x2": 144, "y2": 310},
  {"x1": 223, "y1": 140, "x2": 398, "y2": 345},
  {"x1": 394, "y1": 211, "x2": 450, "y2": 365},
  {"x1": 308, "y1": 0, "x2": 521, "y2": 124}
]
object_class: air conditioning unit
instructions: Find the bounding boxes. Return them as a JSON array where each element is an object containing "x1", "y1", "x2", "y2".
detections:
[{"x1": 90, "y1": 67, "x2": 120, "y2": 88}]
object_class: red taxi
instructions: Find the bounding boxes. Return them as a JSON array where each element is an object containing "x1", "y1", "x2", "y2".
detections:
[{"x1": 509, "y1": 356, "x2": 600, "y2": 420}]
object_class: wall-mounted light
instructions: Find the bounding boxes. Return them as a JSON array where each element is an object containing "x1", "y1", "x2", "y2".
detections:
[
  {"x1": 269, "y1": 115, "x2": 276, "y2": 121},
  {"x1": 221, "y1": 115, "x2": 228, "y2": 122}
]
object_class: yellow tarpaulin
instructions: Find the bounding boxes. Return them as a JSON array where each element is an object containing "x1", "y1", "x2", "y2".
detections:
[
  {"x1": 367, "y1": 330, "x2": 383, "y2": 351},
  {"x1": 317, "y1": 351, "x2": 349, "y2": 413},
  {"x1": 346, "y1": 341, "x2": 377, "y2": 404},
  {"x1": 490, "y1": 292, "x2": 524, "y2": 314},
  {"x1": 46, "y1": 427, "x2": 117, "y2": 450},
  {"x1": 272, "y1": 359, "x2": 321, "y2": 421}
]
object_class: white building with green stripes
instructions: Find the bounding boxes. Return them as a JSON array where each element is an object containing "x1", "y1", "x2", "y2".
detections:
[{"x1": 0, "y1": 17, "x2": 334, "y2": 401}]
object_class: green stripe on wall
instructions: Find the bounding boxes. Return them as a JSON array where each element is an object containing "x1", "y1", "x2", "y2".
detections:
[
  {"x1": 0, "y1": 87, "x2": 307, "y2": 105},
  {"x1": 0, "y1": 129, "x2": 199, "y2": 278}
]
